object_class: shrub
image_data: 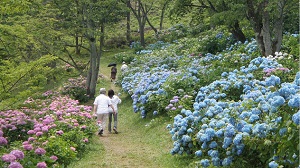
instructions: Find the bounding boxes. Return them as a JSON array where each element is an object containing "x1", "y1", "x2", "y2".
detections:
[{"x1": 61, "y1": 76, "x2": 89, "y2": 103}]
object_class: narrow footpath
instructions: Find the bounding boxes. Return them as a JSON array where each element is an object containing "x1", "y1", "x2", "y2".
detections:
[{"x1": 69, "y1": 81, "x2": 180, "y2": 168}]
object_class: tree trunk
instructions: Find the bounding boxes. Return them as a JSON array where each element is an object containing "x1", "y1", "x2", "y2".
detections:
[
  {"x1": 246, "y1": 0, "x2": 266, "y2": 56},
  {"x1": 262, "y1": 1, "x2": 272, "y2": 56},
  {"x1": 75, "y1": 34, "x2": 80, "y2": 55},
  {"x1": 96, "y1": 23, "x2": 105, "y2": 85},
  {"x1": 160, "y1": 0, "x2": 170, "y2": 30},
  {"x1": 126, "y1": 0, "x2": 131, "y2": 45},
  {"x1": 145, "y1": 16, "x2": 157, "y2": 35},
  {"x1": 229, "y1": 21, "x2": 246, "y2": 43},
  {"x1": 139, "y1": 22, "x2": 145, "y2": 47},
  {"x1": 272, "y1": 0, "x2": 285, "y2": 53},
  {"x1": 246, "y1": 0, "x2": 286, "y2": 56},
  {"x1": 87, "y1": 36, "x2": 98, "y2": 99}
]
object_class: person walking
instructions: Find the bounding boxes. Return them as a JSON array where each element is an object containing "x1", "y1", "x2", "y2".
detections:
[
  {"x1": 93, "y1": 88, "x2": 115, "y2": 136},
  {"x1": 107, "y1": 89, "x2": 121, "y2": 134},
  {"x1": 110, "y1": 65, "x2": 117, "y2": 82},
  {"x1": 121, "y1": 61, "x2": 128, "y2": 73}
]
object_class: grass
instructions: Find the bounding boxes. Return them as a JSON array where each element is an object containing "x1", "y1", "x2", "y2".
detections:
[{"x1": 68, "y1": 50, "x2": 198, "y2": 168}]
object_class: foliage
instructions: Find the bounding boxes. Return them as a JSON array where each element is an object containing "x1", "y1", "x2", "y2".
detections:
[
  {"x1": 120, "y1": 32, "x2": 299, "y2": 167},
  {"x1": 0, "y1": 55, "x2": 58, "y2": 110},
  {"x1": 61, "y1": 76, "x2": 90, "y2": 103},
  {"x1": 0, "y1": 91, "x2": 95, "y2": 168},
  {"x1": 114, "y1": 51, "x2": 136, "y2": 64}
]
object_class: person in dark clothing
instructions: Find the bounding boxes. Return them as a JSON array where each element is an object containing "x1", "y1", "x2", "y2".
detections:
[{"x1": 111, "y1": 66, "x2": 117, "y2": 82}]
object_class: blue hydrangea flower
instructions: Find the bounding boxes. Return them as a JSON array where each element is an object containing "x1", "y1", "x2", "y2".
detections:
[
  {"x1": 288, "y1": 94, "x2": 300, "y2": 108},
  {"x1": 195, "y1": 150, "x2": 202, "y2": 157},
  {"x1": 233, "y1": 133, "x2": 243, "y2": 145},
  {"x1": 279, "y1": 128, "x2": 287, "y2": 136},
  {"x1": 292, "y1": 110, "x2": 300, "y2": 125},
  {"x1": 209, "y1": 141, "x2": 218, "y2": 148},
  {"x1": 265, "y1": 75, "x2": 281, "y2": 86},
  {"x1": 222, "y1": 157, "x2": 233, "y2": 166},
  {"x1": 268, "y1": 161, "x2": 279, "y2": 168},
  {"x1": 200, "y1": 159, "x2": 210, "y2": 167},
  {"x1": 270, "y1": 96, "x2": 285, "y2": 107}
]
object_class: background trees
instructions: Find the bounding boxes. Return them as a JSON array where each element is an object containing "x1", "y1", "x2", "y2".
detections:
[
  {"x1": 170, "y1": 0, "x2": 299, "y2": 56},
  {"x1": 0, "y1": 0, "x2": 298, "y2": 109}
]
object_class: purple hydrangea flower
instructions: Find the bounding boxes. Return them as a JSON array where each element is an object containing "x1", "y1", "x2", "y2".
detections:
[
  {"x1": 8, "y1": 161, "x2": 23, "y2": 168},
  {"x1": 56, "y1": 130, "x2": 64, "y2": 135},
  {"x1": 23, "y1": 144, "x2": 33, "y2": 151},
  {"x1": 35, "y1": 147, "x2": 46, "y2": 155},
  {"x1": 36, "y1": 132, "x2": 43, "y2": 136},
  {"x1": 10, "y1": 150, "x2": 24, "y2": 160},
  {"x1": 2, "y1": 154, "x2": 16, "y2": 162},
  {"x1": 0, "y1": 137, "x2": 8, "y2": 145},
  {"x1": 36, "y1": 162, "x2": 47, "y2": 168},
  {"x1": 27, "y1": 130, "x2": 35, "y2": 135}
]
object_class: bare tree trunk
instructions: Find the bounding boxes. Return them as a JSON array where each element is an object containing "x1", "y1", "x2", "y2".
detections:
[
  {"x1": 272, "y1": 0, "x2": 285, "y2": 53},
  {"x1": 262, "y1": 0, "x2": 272, "y2": 56},
  {"x1": 246, "y1": 0, "x2": 286, "y2": 56},
  {"x1": 139, "y1": 23, "x2": 145, "y2": 47},
  {"x1": 126, "y1": 0, "x2": 131, "y2": 44},
  {"x1": 97, "y1": 23, "x2": 105, "y2": 83},
  {"x1": 160, "y1": 0, "x2": 170, "y2": 30},
  {"x1": 229, "y1": 21, "x2": 246, "y2": 43},
  {"x1": 87, "y1": 37, "x2": 98, "y2": 98},
  {"x1": 246, "y1": 0, "x2": 266, "y2": 56},
  {"x1": 75, "y1": 0, "x2": 81, "y2": 55},
  {"x1": 145, "y1": 16, "x2": 157, "y2": 35}
]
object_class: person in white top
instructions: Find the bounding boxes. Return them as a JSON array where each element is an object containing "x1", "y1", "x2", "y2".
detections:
[
  {"x1": 107, "y1": 89, "x2": 121, "y2": 134},
  {"x1": 93, "y1": 88, "x2": 115, "y2": 136},
  {"x1": 120, "y1": 61, "x2": 128, "y2": 73}
]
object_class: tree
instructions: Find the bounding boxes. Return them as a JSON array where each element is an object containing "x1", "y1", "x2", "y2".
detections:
[
  {"x1": 170, "y1": 0, "x2": 247, "y2": 42},
  {"x1": 159, "y1": 0, "x2": 171, "y2": 30},
  {"x1": 170, "y1": 0, "x2": 298, "y2": 56},
  {"x1": 245, "y1": 0, "x2": 296, "y2": 56},
  {"x1": 121, "y1": 0, "x2": 156, "y2": 47},
  {"x1": 82, "y1": 0, "x2": 125, "y2": 98}
]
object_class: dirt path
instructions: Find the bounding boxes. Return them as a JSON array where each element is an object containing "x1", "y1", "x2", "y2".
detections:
[
  {"x1": 70, "y1": 76, "x2": 178, "y2": 168},
  {"x1": 96, "y1": 81, "x2": 161, "y2": 168}
]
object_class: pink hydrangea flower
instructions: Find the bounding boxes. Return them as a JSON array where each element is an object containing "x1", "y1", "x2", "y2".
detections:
[
  {"x1": 50, "y1": 155, "x2": 58, "y2": 161},
  {"x1": 70, "y1": 147, "x2": 76, "y2": 151},
  {"x1": 83, "y1": 138, "x2": 89, "y2": 143}
]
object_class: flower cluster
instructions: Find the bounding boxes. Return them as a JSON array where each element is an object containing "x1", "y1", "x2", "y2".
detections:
[
  {"x1": 167, "y1": 56, "x2": 299, "y2": 167},
  {"x1": 0, "y1": 91, "x2": 94, "y2": 167}
]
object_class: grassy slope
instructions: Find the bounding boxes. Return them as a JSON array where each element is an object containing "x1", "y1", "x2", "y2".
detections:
[{"x1": 68, "y1": 50, "x2": 196, "y2": 168}]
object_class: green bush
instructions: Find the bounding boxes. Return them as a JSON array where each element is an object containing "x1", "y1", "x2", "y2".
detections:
[{"x1": 61, "y1": 76, "x2": 89, "y2": 103}]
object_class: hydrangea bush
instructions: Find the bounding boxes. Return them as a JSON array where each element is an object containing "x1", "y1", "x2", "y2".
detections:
[
  {"x1": 120, "y1": 32, "x2": 299, "y2": 167},
  {"x1": 0, "y1": 91, "x2": 96, "y2": 168}
]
